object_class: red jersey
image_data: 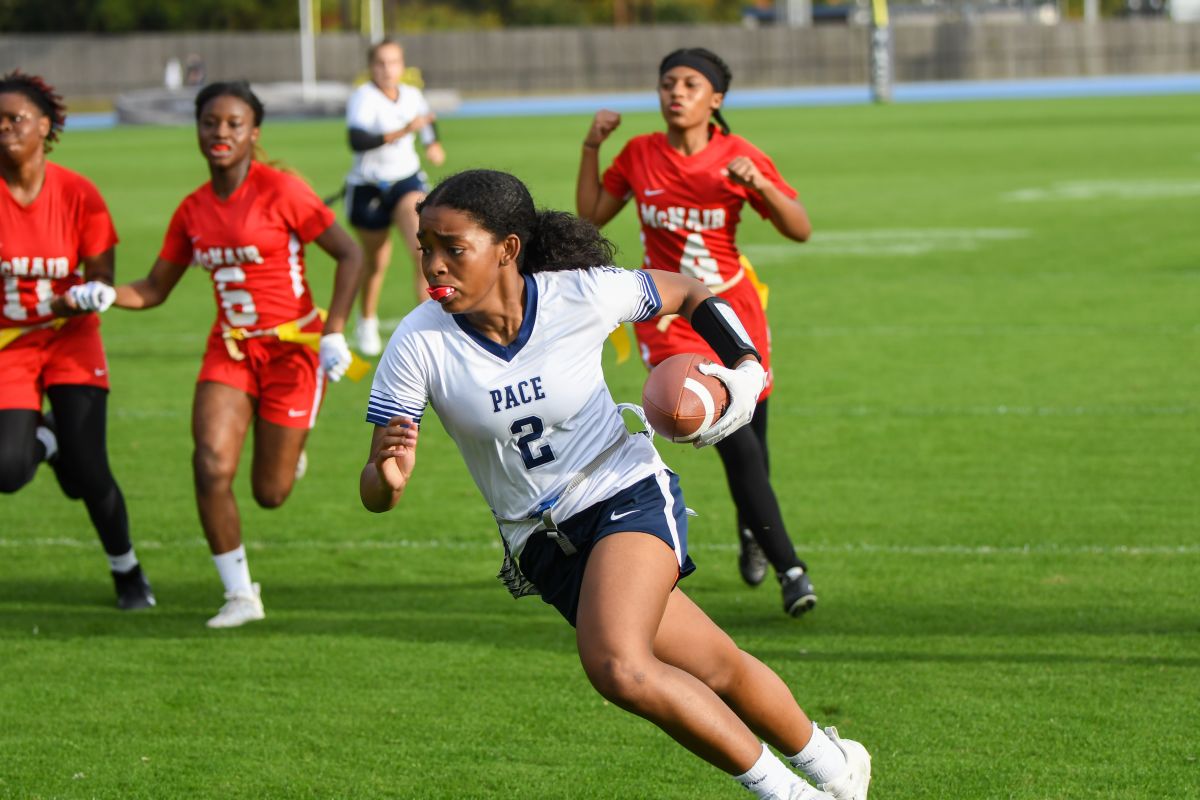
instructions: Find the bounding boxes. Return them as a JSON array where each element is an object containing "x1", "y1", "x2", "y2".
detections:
[
  {"x1": 0, "y1": 162, "x2": 118, "y2": 328},
  {"x1": 602, "y1": 128, "x2": 796, "y2": 289},
  {"x1": 159, "y1": 161, "x2": 335, "y2": 334}
]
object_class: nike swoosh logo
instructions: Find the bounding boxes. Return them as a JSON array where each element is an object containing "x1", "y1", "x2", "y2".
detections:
[
  {"x1": 644, "y1": 189, "x2": 666, "y2": 197},
  {"x1": 610, "y1": 509, "x2": 638, "y2": 521},
  {"x1": 94, "y1": 369, "x2": 106, "y2": 377},
  {"x1": 287, "y1": 409, "x2": 308, "y2": 418}
]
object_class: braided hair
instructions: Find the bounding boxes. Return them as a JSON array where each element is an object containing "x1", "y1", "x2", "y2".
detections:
[
  {"x1": 0, "y1": 70, "x2": 67, "y2": 153},
  {"x1": 418, "y1": 169, "x2": 615, "y2": 275},
  {"x1": 659, "y1": 48, "x2": 734, "y2": 134}
]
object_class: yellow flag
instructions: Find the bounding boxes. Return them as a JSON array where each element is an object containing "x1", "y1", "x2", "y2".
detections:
[
  {"x1": 275, "y1": 311, "x2": 373, "y2": 382},
  {"x1": 0, "y1": 318, "x2": 67, "y2": 351},
  {"x1": 607, "y1": 324, "x2": 633, "y2": 364},
  {"x1": 740, "y1": 255, "x2": 770, "y2": 311}
]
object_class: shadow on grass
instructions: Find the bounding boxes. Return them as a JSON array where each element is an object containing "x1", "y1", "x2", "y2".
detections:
[
  {"x1": 3, "y1": 576, "x2": 1197, "y2": 670},
  {"x1": 0, "y1": 576, "x2": 572, "y2": 651}
]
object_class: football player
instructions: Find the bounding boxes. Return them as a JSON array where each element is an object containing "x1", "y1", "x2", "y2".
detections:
[{"x1": 576, "y1": 47, "x2": 818, "y2": 617}]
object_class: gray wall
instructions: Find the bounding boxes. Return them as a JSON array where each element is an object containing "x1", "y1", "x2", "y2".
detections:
[{"x1": 2, "y1": 21, "x2": 1199, "y2": 101}]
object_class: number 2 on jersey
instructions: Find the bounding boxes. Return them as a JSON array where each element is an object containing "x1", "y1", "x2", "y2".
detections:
[{"x1": 510, "y1": 415, "x2": 555, "y2": 470}]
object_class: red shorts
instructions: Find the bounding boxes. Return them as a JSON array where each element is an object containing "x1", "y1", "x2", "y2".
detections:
[
  {"x1": 198, "y1": 331, "x2": 325, "y2": 429},
  {"x1": 634, "y1": 279, "x2": 774, "y2": 400},
  {"x1": 0, "y1": 314, "x2": 109, "y2": 411}
]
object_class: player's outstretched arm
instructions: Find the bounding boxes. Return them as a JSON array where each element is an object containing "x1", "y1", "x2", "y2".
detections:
[
  {"x1": 576, "y1": 110, "x2": 627, "y2": 227},
  {"x1": 360, "y1": 417, "x2": 418, "y2": 512},
  {"x1": 53, "y1": 247, "x2": 116, "y2": 316},
  {"x1": 113, "y1": 257, "x2": 190, "y2": 311},
  {"x1": 723, "y1": 156, "x2": 812, "y2": 242}
]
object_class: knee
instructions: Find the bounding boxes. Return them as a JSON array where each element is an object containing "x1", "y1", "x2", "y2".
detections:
[
  {"x1": 0, "y1": 459, "x2": 35, "y2": 493},
  {"x1": 192, "y1": 446, "x2": 236, "y2": 494},
  {"x1": 581, "y1": 652, "x2": 657, "y2": 709},
  {"x1": 251, "y1": 481, "x2": 291, "y2": 509},
  {"x1": 695, "y1": 648, "x2": 748, "y2": 698}
]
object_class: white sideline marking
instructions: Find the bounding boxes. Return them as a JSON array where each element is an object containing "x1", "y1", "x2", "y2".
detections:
[
  {"x1": 742, "y1": 228, "x2": 1029, "y2": 258},
  {"x1": 780, "y1": 323, "x2": 1199, "y2": 338},
  {"x1": 2, "y1": 538, "x2": 1196, "y2": 557},
  {"x1": 109, "y1": 402, "x2": 1196, "y2": 423},
  {"x1": 777, "y1": 404, "x2": 1195, "y2": 418},
  {"x1": 1003, "y1": 179, "x2": 1200, "y2": 202}
]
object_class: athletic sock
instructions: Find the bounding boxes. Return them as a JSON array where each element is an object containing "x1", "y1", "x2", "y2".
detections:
[
  {"x1": 787, "y1": 723, "x2": 848, "y2": 786},
  {"x1": 108, "y1": 548, "x2": 139, "y2": 574},
  {"x1": 213, "y1": 545, "x2": 253, "y2": 595},
  {"x1": 734, "y1": 743, "x2": 801, "y2": 799}
]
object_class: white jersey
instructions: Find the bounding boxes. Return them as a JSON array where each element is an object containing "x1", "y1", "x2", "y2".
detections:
[
  {"x1": 344, "y1": 82, "x2": 435, "y2": 186},
  {"x1": 367, "y1": 267, "x2": 666, "y2": 555}
]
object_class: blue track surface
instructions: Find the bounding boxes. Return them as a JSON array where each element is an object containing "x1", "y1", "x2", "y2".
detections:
[{"x1": 68, "y1": 73, "x2": 1200, "y2": 130}]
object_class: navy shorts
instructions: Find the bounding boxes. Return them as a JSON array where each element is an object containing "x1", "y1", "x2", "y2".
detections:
[
  {"x1": 345, "y1": 172, "x2": 430, "y2": 230},
  {"x1": 517, "y1": 471, "x2": 696, "y2": 627}
]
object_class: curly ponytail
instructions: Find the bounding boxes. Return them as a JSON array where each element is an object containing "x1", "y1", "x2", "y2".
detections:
[{"x1": 419, "y1": 170, "x2": 615, "y2": 274}]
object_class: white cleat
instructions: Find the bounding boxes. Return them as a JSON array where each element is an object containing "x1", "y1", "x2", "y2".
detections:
[
  {"x1": 206, "y1": 583, "x2": 265, "y2": 629},
  {"x1": 818, "y1": 727, "x2": 872, "y2": 800},
  {"x1": 355, "y1": 316, "x2": 382, "y2": 357},
  {"x1": 788, "y1": 780, "x2": 837, "y2": 799}
]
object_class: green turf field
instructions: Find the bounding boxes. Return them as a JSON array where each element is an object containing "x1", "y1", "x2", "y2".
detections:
[{"x1": 2, "y1": 94, "x2": 1198, "y2": 799}]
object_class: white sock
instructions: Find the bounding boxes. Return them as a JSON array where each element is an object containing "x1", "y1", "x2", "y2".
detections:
[
  {"x1": 108, "y1": 548, "x2": 138, "y2": 574},
  {"x1": 734, "y1": 743, "x2": 802, "y2": 799},
  {"x1": 213, "y1": 545, "x2": 253, "y2": 595},
  {"x1": 35, "y1": 425, "x2": 57, "y2": 462},
  {"x1": 787, "y1": 724, "x2": 848, "y2": 786}
]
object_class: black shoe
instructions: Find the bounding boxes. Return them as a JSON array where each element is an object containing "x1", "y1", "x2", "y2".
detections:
[
  {"x1": 112, "y1": 564, "x2": 157, "y2": 611},
  {"x1": 737, "y1": 528, "x2": 768, "y2": 587},
  {"x1": 780, "y1": 566, "x2": 817, "y2": 617}
]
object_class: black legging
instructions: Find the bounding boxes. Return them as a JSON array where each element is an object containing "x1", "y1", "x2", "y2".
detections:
[
  {"x1": 0, "y1": 385, "x2": 131, "y2": 557},
  {"x1": 713, "y1": 400, "x2": 805, "y2": 573}
]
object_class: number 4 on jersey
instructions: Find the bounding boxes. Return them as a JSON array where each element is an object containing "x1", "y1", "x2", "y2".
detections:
[{"x1": 680, "y1": 232, "x2": 720, "y2": 286}]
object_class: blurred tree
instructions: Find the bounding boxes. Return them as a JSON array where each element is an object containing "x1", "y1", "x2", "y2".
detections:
[
  {"x1": 0, "y1": 0, "x2": 760, "y2": 30},
  {"x1": 0, "y1": 0, "x2": 300, "y2": 31}
]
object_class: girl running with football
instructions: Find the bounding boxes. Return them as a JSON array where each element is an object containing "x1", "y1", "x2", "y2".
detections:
[
  {"x1": 110, "y1": 81, "x2": 362, "y2": 628},
  {"x1": 361, "y1": 169, "x2": 869, "y2": 800},
  {"x1": 576, "y1": 47, "x2": 818, "y2": 617},
  {"x1": 0, "y1": 70, "x2": 155, "y2": 610}
]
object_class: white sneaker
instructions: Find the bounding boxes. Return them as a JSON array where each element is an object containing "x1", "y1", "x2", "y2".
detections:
[
  {"x1": 355, "y1": 316, "x2": 382, "y2": 357},
  {"x1": 789, "y1": 780, "x2": 837, "y2": 800},
  {"x1": 294, "y1": 449, "x2": 308, "y2": 480},
  {"x1": 206, "y1": 583, "x2": 265, "y2": 629},
  {"x1": 818, "y1": 727, "x2": 871, "y2": 800}
]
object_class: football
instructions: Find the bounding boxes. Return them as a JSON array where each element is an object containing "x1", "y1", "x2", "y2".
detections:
[{"x1": 641, "y1": 353, "x2": 730, "y2": 443}]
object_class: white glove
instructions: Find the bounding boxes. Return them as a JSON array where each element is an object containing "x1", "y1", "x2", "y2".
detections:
[
  {"x1": 66, "y1": 281, "x2": 116, "y2": 313},
  {"x1": 693, "y1": 359, "x2": 767, "y2": 448},
  {"x1": 319, "y1": 332, "x2": 354, "y2": 382}
]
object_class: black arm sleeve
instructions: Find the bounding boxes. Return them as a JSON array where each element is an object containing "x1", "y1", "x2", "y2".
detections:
[
  {"x1": 689, "y1": 297, "x2": 761, "y2": 367},
  {"x1": 348, "y1": 128, "x2": 386, "y2": 152}
]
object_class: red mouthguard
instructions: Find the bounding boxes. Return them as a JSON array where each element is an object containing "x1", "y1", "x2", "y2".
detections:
[{"x1": 427, "y1": 286, "x2": 455, "y2": 301}]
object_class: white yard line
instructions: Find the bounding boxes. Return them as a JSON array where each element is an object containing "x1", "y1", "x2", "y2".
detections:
[{"x1": 3, "y1": 538, "x2": 1196, "y2": 557}]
